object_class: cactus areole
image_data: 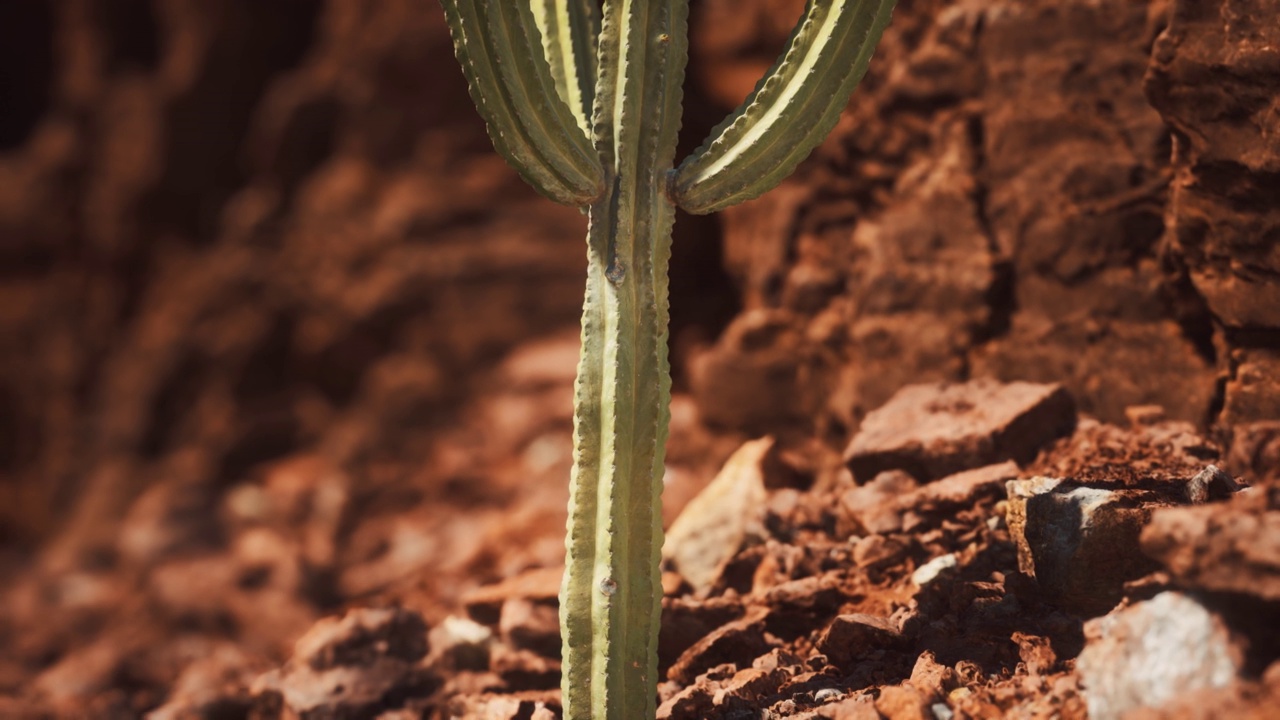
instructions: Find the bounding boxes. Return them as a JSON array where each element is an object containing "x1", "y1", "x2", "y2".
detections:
[{"x1": 440, "y1": 1, "x2": 895, "y2": 716}]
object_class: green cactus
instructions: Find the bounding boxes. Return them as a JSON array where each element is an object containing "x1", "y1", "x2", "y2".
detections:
[{"x1": 440, "y1": 1, "x2": 894, "y2": 717}]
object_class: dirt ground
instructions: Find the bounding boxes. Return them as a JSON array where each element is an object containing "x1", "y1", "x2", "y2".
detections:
[{"x1": 0, "y1": 0, "x2": 1277, "y2": 718}]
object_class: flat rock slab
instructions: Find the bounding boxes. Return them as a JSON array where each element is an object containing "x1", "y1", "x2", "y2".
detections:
[{"x1": 844, "y1": 379, "x2": 1075, "y2": 482}]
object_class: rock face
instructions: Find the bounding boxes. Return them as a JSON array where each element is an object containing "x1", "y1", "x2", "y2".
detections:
[
  {"x1": 689, "y1": 0, "x2": 1277, "y2": 476},
  {"x1": 1145, "y1": 0, "x2": 1280, "y2": 331},
  {"x1": 1144, "y1": 0, "x2": 1280, "y2": 485}
]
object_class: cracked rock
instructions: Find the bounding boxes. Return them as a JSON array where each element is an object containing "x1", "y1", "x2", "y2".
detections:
[{"x1": 1005, "y1": 477, "x2": 1159, "y2": 614}]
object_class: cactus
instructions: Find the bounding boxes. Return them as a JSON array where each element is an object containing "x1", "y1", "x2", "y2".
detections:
[{"x1": 440, "y1": 1, "x2": 895, "y2": 717}]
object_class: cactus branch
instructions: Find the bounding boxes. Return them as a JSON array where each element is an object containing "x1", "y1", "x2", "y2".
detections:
[
  {"x1": 673, "y1": 0, "x2": 895, "y2": 214},
  {"x1": 441, "y1": 0, "x2": 604, "y2": 204},
  {"x1": 532, "y1": 0, "x2": 601, "y2": 135}
]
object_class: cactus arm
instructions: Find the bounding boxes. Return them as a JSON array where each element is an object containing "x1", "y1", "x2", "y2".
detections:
[
  {"x1": 440, "y1": 0, "x2": 604, "y2": 205},
  {"x1": 671, "y1": 0, "x2": 895, "y2": 214},
  {"x1": 531, "y1": 0, "x2": 601, "y2": 135},
  {"x1": 559, "y1": 1, "x2": 688, "y2": 718}
]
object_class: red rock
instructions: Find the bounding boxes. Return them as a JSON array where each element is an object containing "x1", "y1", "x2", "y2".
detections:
[
  {"x1": 874, "y1": 685, "x2": 931, "y2": 720},
  {"x1": 844, "y1": 380, "x2": 1076, "y2": 482},
  {"x1": 656, "y1": 683, "x2": 714, "y2": 720},
  {"x1": 1030, "y1": 419, "x2": 1222, "y2": 485},
  {"x1": 1226, "y1": 422, "x2": 1280, "y2": 484},
  {"x1": 691, "y1": 309, "x2": 823, "y2": 434},
  {"x1": 852, "y1": 534, "x2": 909, "y2": 572},
  {"x1": 907, "y1": 651, "x2": 957, "y2": 703},
  {"x1": 253, "y1": 608, "x2": 437, "y2": 719},
  {"x1": 447, "y1": 693, "x2": 561, "y2": 720},
  {"x1": 1122, "y1": 662, "x2": 1280, "y2": 720},
  {"x1": 146, "y1": 643, "x2": 262, "y2": 720},
  {"x1": 1141, "y1": 486, "x2": 1280, "y2": 601},
  {"x1": 816, "y1": 614, "x2": 902, "y2": 670},
  {"x1": 839, "y1": 470, "x2": 918, "y2": 536},
  {"x1": 712, "y1": 666, "x2": 788, "y2": 707},
  {"x1": 1147, "y1": 0, "x2": 1280, "y2": 330},
  {"x1": 489, "y1": 646, "x2": 560, "y2": 692},
  {"x1": 666, "y1": 607, "x2": 774, "y2": 686},
  {"x1": 659, "y1": 595, "x2": 746, "y2": 674}
]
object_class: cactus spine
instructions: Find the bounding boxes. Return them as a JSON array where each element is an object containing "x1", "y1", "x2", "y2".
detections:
[{"x1": 441, "y1": 1, "x2": 895, "y2": 717}]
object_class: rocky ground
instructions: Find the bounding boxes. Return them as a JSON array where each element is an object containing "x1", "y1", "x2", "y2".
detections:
[{"x1": 1, "y1": 0, "x2": 1277, "y2": 718}]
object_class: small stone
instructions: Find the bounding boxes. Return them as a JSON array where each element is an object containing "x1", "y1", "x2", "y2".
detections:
[
  {"x1": 814, "y1": 687, "x2": 843, "y2": 703},
  {"x1": 852, "y1": 534, "x2": 908, "y2": 571},
  {"x1": 912, "y1": 554, "x2": 959, "y2": 587},
  {"x1": 712, "y1": 666, "x2": 787, "y2": 706},
  {"x1": 839, "y1": 470, "x2": 917, "y2": 535},
  {"x1": 1077, "y1": 592, "x2": 1242, "y2": 720},
  {"x1": 427, "y1": 616, "x2": 492, "y2": 672},
  {"x1": 908, "y1": 651, "x2": 958, "y2": 702},
  {"x1": 1012, "y1": 632, "x2": 1057, "y2": 676},
  {"x1": 844, "y1": 379, "x2": 1075, "y2": 482},
  {"x1": 146, "y1": 643, "x2": 261, "y2": 720},
  {"x1": 875, "y1": 685, "x2": 931, "y2": 720},
  {"x1": 1225, "y1": 421, "x2": 1280, "y2": 484},
  {"x1": 490, "y1": 645, "x2": 560, "y2": 691},
  {"x1": 1184, "y1": 464, "x2": 1240, "y2": 504},
  {"x1": 1125, "y1": 405, "x2": 1167, "y2": 427},
  {"x1": 759, "y1": 574, "x2": 843, "y2": 615},
  {"x1": 448, "y1": 694, "x2": 560, "y2": 720},
  {"x1": 905, "y1": 461, "x2": 1020, "y2": 510},
  {"x1": 816, "y1": 614, "x2": 902, "y2": 669},
  {"x1": 293, "y1": 608, "x2": 428, "y2": 671},
  {"x1": 659, "y1": 595, "x2": 746, "y2": 673}
]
